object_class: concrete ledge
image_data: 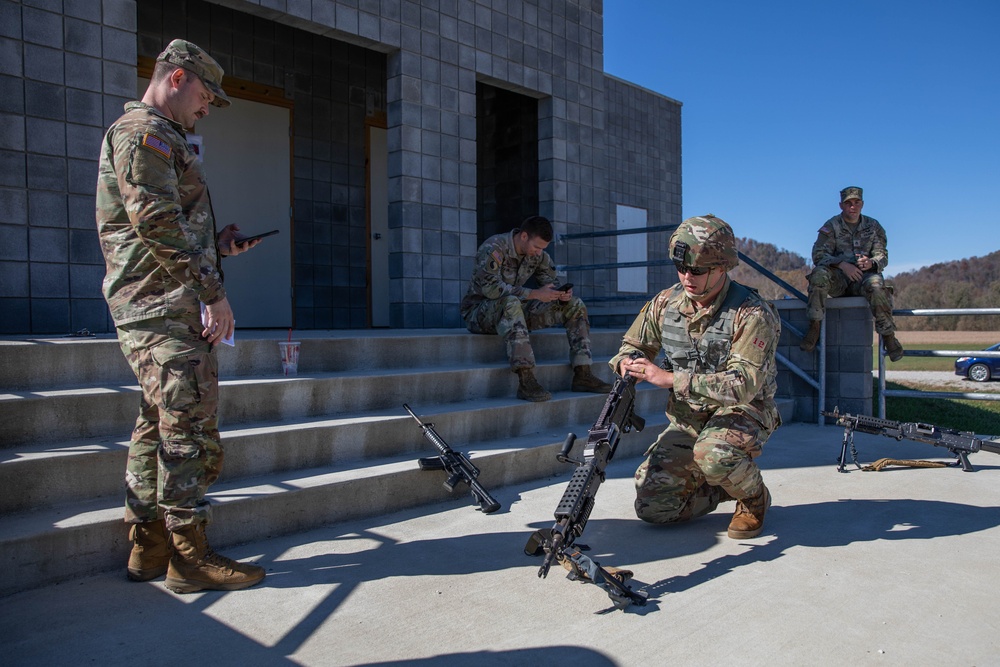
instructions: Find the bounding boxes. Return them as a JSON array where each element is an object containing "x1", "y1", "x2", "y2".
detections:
[{"x1": 774, "y1": 297, "x2": 875, "y2": 420}]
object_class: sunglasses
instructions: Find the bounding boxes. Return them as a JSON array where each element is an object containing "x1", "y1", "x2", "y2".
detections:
[{"x1": 673, "y1": 261, "x2": 710, "y2": 276}]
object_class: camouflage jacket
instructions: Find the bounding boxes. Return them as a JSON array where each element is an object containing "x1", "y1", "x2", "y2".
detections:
[
  {"x1": 460, "y1": 231, "x2": 557, "y2": 319},
  {"x1": 811, "y1": 214, "x2": 889, "y2": 273},
  {"x1": 96, "y1": 101, "x2": 225, "y2": 326},
  {"x1": 609, "y1": 277, "x2": 781, "y2": 434}
]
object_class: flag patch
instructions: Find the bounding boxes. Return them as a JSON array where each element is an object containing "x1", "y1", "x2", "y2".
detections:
[{"x1": 142, "y1": 133, "x2": 172, "y2": 159}]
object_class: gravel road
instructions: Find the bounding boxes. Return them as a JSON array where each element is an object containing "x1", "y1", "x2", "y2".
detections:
[{"x1": 878, "y1": 370, "x2": 1000, "y2": 391}]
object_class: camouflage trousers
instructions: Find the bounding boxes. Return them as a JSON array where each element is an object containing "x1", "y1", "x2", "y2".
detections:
[
  {"x1": 806, "y1": 266, "x2": 896, "y2": 336},
  {"x1": 116, "y1": 316, "x2": 222, "y2": 531},
  {"x1": 464, "y1": 295, "x2": 593, "y2": 370},
  {"x1": 634, "y1": 413, "x2": 769, "y2": 524}
]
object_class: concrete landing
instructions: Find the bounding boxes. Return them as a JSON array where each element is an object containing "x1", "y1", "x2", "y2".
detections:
[{"x1": 3, "y1": 422, "x2": 999, "y2": 666}]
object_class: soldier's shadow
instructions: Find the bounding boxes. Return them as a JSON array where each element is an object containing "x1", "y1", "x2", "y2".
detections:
[{"x1": 620, "y1": 497, "x2": 1000, "y2": 600}]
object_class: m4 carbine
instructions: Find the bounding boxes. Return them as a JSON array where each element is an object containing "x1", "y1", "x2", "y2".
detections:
[{"x1": 404, "y1": 404, "x2": 501, "y2": 513}]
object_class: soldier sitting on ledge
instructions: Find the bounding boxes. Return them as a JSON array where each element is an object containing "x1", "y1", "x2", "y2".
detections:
[{"x1": 800, "y1": 186, "x2": 903, "y2": 361}]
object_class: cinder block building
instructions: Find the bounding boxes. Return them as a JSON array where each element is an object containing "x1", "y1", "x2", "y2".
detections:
[{"x1": 0, "y1": 0, "x2": 681, "y2": 334}]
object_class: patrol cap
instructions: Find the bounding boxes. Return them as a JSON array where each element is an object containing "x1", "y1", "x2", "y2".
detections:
[
  {"x1": 157, "y1": 39, "x2": 231, "y2": 108},
  {"x1": 840, "y1": 186, "x2": 863, "y2": 202}
]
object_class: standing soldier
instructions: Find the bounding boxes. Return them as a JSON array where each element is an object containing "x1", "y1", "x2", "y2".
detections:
[
  {"x1": 800, "y1": 186, "x2": 903, "y2": 361},
  {"x1": 97, "y1": 39, "x2": 265, "y2": 593},
  {"x1": 612, "y1": 215, "x2": 781, "y2": 539},
  {"x1": 461, "y1": 215, "x2": 611, "y2": 402}
]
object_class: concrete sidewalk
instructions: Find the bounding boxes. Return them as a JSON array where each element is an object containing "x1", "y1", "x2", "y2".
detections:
[{"x1": 3, "y1": 422, "x2": 999, "y2": 666}]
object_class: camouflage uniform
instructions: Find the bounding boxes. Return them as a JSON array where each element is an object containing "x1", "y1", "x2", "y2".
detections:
[
  {"x1": 96, "y1": 51, "x2": 229, "y2": 530},
  {"x1": 610, "y1": 217, "x2": 781, "y2": 525},
  {"x1": 807, "y1": 213, "x2": 896, "y2": 337},
  {"x1": 461, "y1": 230, "x2": 593, "y2": 369}
]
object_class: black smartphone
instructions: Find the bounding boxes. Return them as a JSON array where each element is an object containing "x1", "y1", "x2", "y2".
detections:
[
  {"x1": 556, "y1": 283, "x2": 573, "y2": 291},
  {"x1": 239, "y1": 229, "x2": 280, "y2": 244}
]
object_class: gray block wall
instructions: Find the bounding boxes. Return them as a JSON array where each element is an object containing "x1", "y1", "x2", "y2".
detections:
[
  {"x1": 775, "y1": 297, "x2": 875, "y2": 422},
  {"x1": 1, "y1": 0, "x2": 682, "y2": 334},
  {"x1": 0, "y1": 0, "x2": 134, "y2": 334}
]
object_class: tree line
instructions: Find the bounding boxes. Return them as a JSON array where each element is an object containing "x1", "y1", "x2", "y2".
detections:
[
  {"x1": 889, "y1": 250, "x2": 1000, "y2": 330},
  {"x1": 734, "y1": 239, "x2": 1000, "y2": 331}
]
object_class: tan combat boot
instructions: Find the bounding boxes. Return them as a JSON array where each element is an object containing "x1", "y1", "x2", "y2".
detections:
[
  {"x1": 126, "y1": 519, "x2": 172, "y2": 582},
  {"x1": 727, "y1": 485, "x2": 771, "y2": 539},
  {"x1": 799, "y1": 320, "x2": 822, "y2": 352},
  {"x1": 515, "y1": 368, "x2": 551, "y2": 402},
  {"x1": 571, "y1": 365, "x2": 612, "y2": 393},
  {"x1": 883, "y1": 334, "x2": 904, "y2": 362},
  {"x1": 165, "y1": 524, "x2": 266, "y2": 594}
]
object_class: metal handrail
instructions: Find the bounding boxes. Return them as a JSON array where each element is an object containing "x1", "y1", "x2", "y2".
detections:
[
  {"x1": 877, "y1": 308, "x2": 1000, "y2": 418},
  {"x1": 559, "y1": 224, "x2": 679, "y2": 241}
]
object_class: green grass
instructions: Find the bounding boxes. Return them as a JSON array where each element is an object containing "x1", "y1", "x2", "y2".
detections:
[
  {"x1": 874, "y1": 340, "x2": 998, "y2": 371},
  {"x1": 877, "y1": 381, "x2": 1000, "y2": 436}
]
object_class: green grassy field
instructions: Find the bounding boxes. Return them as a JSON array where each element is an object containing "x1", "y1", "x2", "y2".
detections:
[
  {"x1": 877, "y1": 381, "x2": 1000, "y2": 436},
  {"x1": 869, "y1": 334, "x2": 1000, "y2": 436}
]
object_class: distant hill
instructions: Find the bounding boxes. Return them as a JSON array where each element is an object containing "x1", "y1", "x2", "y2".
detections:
[
  {"x1": 732, "y1": 237, "x2": 810, "y2": 300},
  {"x1": 889, "y1": 250, "x2": 1000, "y2": 331},
  {"x1": 734, "y1": 240, "x2": 1000, "y2": 331}
]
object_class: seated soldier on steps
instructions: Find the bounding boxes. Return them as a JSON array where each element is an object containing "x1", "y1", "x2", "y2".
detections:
[{"x1": 460, "y1": 215, "x2": 611, "y2": 402}]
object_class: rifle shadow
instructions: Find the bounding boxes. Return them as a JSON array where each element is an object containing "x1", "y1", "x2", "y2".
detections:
[{"x1": 232, "y1": 518, "x2": 640, "y2": 654}]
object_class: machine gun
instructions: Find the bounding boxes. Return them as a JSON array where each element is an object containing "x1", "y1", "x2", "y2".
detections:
[
  {"x1": 524, "y1": 353, "x2": 649, "y2": 609},
  {"x1": 404, "y1": 404, "x2": 501, "y2": 514},
  {"x1": 823, "y1": 408, "x2": 1000, "y2": 473}
]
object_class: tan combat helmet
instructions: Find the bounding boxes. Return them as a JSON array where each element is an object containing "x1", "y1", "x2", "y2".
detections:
[{"x1": 669, "y1": 214, "x2": 739, "y2": 271}]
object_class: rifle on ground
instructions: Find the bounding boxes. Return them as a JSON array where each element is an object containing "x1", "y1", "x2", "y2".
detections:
[
  {"x1": 524, "y1": 353, "x2": 649, "y2": 609},
  {"x1": 823, "y1": 408, "x2": 1000, "y2": 473},
  {"x1": 404, "y1": 403, "x2": 501, "y2": 514}
]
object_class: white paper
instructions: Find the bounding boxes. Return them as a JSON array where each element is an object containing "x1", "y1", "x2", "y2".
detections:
[{"x1": 200, "y1": 302, "x2": 235, "y2": 346}]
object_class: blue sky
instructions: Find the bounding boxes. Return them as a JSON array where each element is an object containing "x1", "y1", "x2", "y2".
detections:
[{"x1": 603, "y1": 0, "x2": 999, "y2": 276}]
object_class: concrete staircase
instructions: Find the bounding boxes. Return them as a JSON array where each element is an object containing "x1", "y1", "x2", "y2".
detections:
[{"x1": 1, "y1": 328, "x2": 691, "y2": 596}]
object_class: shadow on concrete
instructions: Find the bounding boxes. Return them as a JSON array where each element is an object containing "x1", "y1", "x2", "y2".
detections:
[
  {"x1": 557, "y1": 497, "x2": 1000, "y2": 608},
  {"x1": 360, "y1": 646, "x2": 616, "y2": 666}
]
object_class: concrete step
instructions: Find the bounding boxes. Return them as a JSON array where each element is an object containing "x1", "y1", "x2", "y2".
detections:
[
  {"x1": 0, "y1": 387, "x2": 658, "y2": 514},
  {"x1": 0, "y1": 393, "x2": 671, "y2": 596},
  {"x1": 0, "y1": 360, "x2": 618, "y2": 448},
  {"x1": 0, "y1": 328, "x2": 794, "y2": 597},
  {"x1": 0, "y1": 328, "x2": 626, "y2": 391}
]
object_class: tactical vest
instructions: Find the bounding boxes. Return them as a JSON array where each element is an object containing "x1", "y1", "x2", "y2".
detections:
[{"x1": 660, "y1": 282, "x2": 753, "y2": 374}]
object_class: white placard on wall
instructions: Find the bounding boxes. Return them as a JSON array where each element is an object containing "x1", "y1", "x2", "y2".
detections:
[{"x1": 617, "y1": 205, "x2": 648, "y2": 293}]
